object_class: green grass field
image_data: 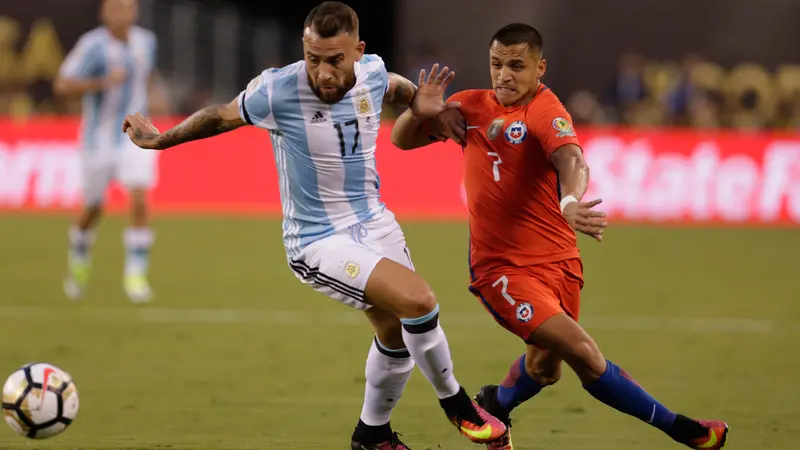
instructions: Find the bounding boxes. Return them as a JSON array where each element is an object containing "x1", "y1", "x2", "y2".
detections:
[{"x1": 0, "y1": 214, "x2": 798, "y2": 449}]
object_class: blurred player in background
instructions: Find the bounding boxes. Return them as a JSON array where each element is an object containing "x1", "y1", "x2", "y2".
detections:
[
  {"x1": 392, "y1": 24, "x2": 729, "y2": 450},
  {"x1": 54, "y1": 0, "x2": 165, "y2": 303},
  {"x1": 121, "y1": 2, "x2": 507, "y2": 448}
]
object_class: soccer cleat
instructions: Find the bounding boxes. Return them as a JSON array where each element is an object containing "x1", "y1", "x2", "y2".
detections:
[
  {"x1": 63, "y1": 258, "x2": 90, "y2": 300},
  {"x1": 687, "y1": 420, "x2": 729, "y2": 449},
  {"x1": 351, "y1": 432, "x2": 411, "y2": 449},
  {"x1": 486, "y1": 431, "x2": 514, "y2": 450},
  {"x1": 475, "y1": 385, "x2": 511, "y2": 426},
  {"x1": 475, "y1": 385, "x2": 514, "y2": 449},
  {"x1": 124, "y1": 274, "x2": 153, "y2": 303},
  {"x1": 447, "y1": 400, "x2": 508, "y2": 444}
]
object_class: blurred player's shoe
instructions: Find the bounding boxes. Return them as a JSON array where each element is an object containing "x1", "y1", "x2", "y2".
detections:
[
  {"x1": 685, "y1": 419, "x2": 728, "y2": 449},
  {"x1": 63, "y1": 258, "x2": 90, "y2": 300},
  {"x1": 351, "y1": 431, "x2": 411, "y2": 449},
  {"x1": 124, "y1": 274, "x2": 153, "y2": 303},
  {"x1": 441, "y1": 387, "x2": 507, "y2": 444},
  {"x1": 475, "y1": 385, "x2": 514, "y2": 449}
]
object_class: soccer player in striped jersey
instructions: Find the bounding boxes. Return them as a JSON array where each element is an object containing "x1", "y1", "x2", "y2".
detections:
[
  {"x1": 54, "y1": 0, "x2": 163, "y2": 303},
  {"x1": 122, "y1": 2, "x2": 507, "y2": 448}
]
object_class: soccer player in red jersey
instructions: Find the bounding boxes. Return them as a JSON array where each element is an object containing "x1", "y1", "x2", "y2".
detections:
[{"x1": 391, "y1": 23, "x2": 729, "y2": 450}]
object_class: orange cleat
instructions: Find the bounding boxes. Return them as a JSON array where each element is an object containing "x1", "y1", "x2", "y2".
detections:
[
  {"x1": 447, "y1": 400, "x2": 508, "y2": 444},
  {"x1": 687, "y1": 420, "x2": 729, "y2": 449}
]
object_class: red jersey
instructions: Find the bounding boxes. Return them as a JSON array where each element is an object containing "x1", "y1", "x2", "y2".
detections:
[{"x1": 447, "y1": 85, "x2": 582, "y2": 280}]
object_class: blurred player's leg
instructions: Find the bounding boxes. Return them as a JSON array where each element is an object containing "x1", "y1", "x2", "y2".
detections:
[
  {"x1": 119, "y1": 147, "x2": 158, "y2": 303},
  {"x1": 351, "y1": 308, "x2": 413, "y2": 450},
  {"x1": 534, "y1": 314, "x2": 729, "y2": 449},
  {"x1": 63, "y1": 152, "x2": 112, "y2": 300},
  {"x1": 365, "y1": 259, "x2": 507, "y2": 444}
]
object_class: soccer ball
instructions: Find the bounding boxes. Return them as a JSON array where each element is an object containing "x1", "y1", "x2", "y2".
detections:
[{"x1": 1, "y1": 363, "x2": 79, "y2": 439}]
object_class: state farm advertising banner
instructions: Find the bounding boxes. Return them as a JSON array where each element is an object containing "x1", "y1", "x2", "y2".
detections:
[{"x1": 1, "y1": 118, "x2": 799, "y2": 225}]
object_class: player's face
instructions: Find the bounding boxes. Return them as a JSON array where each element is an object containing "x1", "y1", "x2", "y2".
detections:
[
  {"x1": 489, "y1": 42, "x2": 546, "y2": 107},
  {"x1": 303, "y1": 28, "x2": 365, "y2": 104},
  {"x1": 101, "y1": 0, "x2": 139, "y2": 32}
]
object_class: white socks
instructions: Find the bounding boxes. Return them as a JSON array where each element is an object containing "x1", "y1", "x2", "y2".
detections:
[
  {"x1": 359, "y1": 337, "x2": 415, "y2": 426},
  {"x1": 123, "y1": 227, "x2": 154, "y2": 277},
  {"x1": 400, "y1": 304, "x2": 460, "y2": 399}
]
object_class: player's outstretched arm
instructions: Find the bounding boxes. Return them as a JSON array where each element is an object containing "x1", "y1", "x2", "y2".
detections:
[
  {"x1": 551, "y1": 144, "x2": 607, "y2": 241},
  {"x1": 123, "y1": 97, "x2": 245, "y2": 150},
  {"x1": 390, "y1": 64, "x2": 465, "y2": 150}
]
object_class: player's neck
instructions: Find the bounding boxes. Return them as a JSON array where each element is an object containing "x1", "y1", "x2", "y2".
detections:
[
  {"x1": 507, "y1": 82, "x2": 542, "y2": 108},
  {"x1": 106, "y1": 26, "x2": 130, "y2": 42}
]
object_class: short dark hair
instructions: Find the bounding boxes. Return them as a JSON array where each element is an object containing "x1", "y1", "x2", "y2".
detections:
[
  {"x1": 304, "y1": 1, "x2": 359, "y2": 38},
  {"x1": 490, "y1": 23, "x2": 543, "y2": 55}
]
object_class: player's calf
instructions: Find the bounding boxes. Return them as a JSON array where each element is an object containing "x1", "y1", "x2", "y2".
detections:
[
  {"x1": 129, "y1": 187, "x2": 149, "y2": 228},
  {"x1": 63, "y1": 222, "x2": 98, "y2": 300},
  {"x1": 534, "y1": 314, "x2": 728, "y2": 448}
]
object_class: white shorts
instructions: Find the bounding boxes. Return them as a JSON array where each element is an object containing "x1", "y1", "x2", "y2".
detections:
[
  {"x1": 81, "y1": 144, "x2": 159, "y2": 207},
  {"x1": 288, "y1": 211, "x2": 415, "y2": 310}
]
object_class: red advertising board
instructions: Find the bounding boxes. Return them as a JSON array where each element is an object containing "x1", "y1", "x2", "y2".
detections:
[{"x1": 1, "y1": 118, "x2": 799, "y2": 225}]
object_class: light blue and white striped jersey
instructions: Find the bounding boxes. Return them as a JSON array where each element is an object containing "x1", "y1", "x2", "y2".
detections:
[
  {"x1": 238, "y1": 55, "x2": 390, "y2": 256},
  {"x1": 58, "y1": 26, "x2": 157, "y2": 151}
]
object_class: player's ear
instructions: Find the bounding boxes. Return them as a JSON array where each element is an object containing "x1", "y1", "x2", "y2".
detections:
[
  {"x1": 538, "y1": 58, "x2": 547, "y2": 79},
  {"x1": 356, "y1": 40, "x2": 366, "y2": 59}
]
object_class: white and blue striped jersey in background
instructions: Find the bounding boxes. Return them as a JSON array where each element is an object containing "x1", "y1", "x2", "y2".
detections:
[
  {"x1": 238, "y1": 54, "x2": 390, "y2": 257},
  {"x1": 58, "y1": 26, "x2": 156, "y2": 151}
]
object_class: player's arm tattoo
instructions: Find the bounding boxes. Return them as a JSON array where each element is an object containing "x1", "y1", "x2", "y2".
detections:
[
  {"x1": 154, "y1": 100, "x2": 244, "y2": 149},
  {"x1": 385, "y1": 73, "x2": 418, "y2": 107},
  {"x1": 551, "y1": 144, "x2": 590, "y2": 199}
]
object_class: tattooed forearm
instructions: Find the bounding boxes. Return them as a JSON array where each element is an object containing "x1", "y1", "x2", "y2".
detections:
[
  {"x1": 385, "y1": 73, "x2": 417, "y2": 107},
  {"x1": 154, "y1": 104, "x2": 238, "y2": 149}
]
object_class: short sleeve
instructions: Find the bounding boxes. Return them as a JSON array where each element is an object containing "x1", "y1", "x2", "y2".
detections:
[
  {"x1": 530, "y1": 100, "x2": 581, "y2": 157},
  {"x1": 58, "y1": 34, "x2": 104, "y2": 79},
  {"x1": 358, "y1": 54, "x2": 389, "y2": 94},
  {"x1": 238, "y1": 70, "x2": 275, "y2": 129},
  {"x1": 446, "y1": 90, "x2": 470, "y2": 105}
]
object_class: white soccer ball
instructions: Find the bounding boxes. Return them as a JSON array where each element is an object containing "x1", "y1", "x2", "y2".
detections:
[{"x1": 1, "y1": 363, "x2": 79, "y2": 439}]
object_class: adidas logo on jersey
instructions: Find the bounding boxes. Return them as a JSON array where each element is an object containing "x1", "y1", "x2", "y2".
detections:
[{"x1": 310, "y1": 111, "x2": 327, "y2": 124}]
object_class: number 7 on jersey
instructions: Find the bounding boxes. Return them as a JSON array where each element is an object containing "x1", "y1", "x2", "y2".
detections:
[{"x1": 488, "y1": 152, "x2": 502, "y2": 182}]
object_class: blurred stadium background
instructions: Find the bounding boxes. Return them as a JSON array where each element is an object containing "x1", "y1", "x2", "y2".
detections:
[{"x1": 1, "y1": 0, "x2": 799, "y2": 448}]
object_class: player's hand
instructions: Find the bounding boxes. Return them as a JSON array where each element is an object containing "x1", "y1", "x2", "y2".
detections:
[
  {"x1": 562, "y1": 198, "x2": 607, "y2": 242},
  {"x1": 104, "y1": 67, "x2": 127, "y2": 89},
  {"x1": 123, "y1": 112, "x2": 162, "y2": 150},
  {"x1": 436, "y1": 108, "x2": 466, "y2": 146},
  {"x1": 410, "y1": 64, "x2": 460, "y2": 120}
]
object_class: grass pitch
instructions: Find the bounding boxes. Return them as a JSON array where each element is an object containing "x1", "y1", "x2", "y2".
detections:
[{"x1": 0, "y1": 214, "x2": 798, "y2": 449}]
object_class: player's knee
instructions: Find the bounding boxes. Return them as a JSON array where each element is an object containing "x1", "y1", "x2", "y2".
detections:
[
  {"x1": 79, "y1": 204, "x2": 103, "y2": 227},
  {"x1": 564, "y1": 338, "x2": 606, "y2": 381},
  {"x1": 526, "y1": 359, "x2": 562, "y2": 386},
  {"x1": 129, "y1": 195, "x2": 148, "y2": 224},
  {"x1": 131, "y1": 196, "x2": 147, "y2": 214},
  {"x1": 400, "y1": 284, "x2": 438, "y2": 319},
  {"x1": 85, "y1": 203, "x2": 103, "y2": 215}
]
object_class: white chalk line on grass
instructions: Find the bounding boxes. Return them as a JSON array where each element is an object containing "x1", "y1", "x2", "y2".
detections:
[{"x1": 0, "y1": 305, "x2": 790, "y2": 334}]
